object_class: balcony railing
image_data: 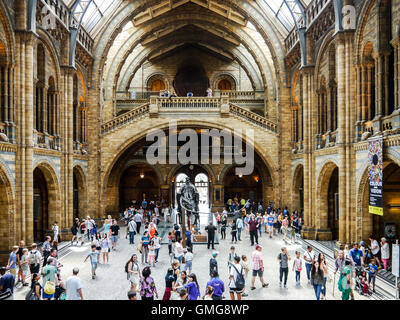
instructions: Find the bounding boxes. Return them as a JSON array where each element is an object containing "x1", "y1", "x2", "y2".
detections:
[
  {"x1": 34, "y1": 131, "x2": 61, "y2": 151},
  {"x1": 157, "y1": 97, "x2": 220, "y2": 109}
]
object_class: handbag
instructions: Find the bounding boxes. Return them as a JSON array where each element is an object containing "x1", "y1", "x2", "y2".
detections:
[
  {"x1": 137, "y1": 243, "x2": 143, "y2": 253},
  {"x1": 25, "y1": 288, "x2": 38, "y2": 300},
  {"x1": 44, "y1": 280, "x2": 56, "y2": 295}
]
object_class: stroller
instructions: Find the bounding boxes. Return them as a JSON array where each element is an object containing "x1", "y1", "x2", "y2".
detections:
[{"x1": 354, "y1": 266, "x2": 371, "y2": 296}]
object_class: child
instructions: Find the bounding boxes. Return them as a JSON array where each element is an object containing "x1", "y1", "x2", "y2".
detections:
[
  {"x1": 184, "y1": 248, "x2": 193, "y2": 274},
  {"x1": 204, "y1": 286, "x2": 214, "y2": 300},
  {"x1": 359, "y1": 270, "x2": 369, "y2": 295},
  {"x1": 209, "y1": 252, "x2": 218, "y2": 279},
  {"x1": 278, "y1": 247, "x2": 291, "y2": 288},
  {"x1": 292, "y1": 251, "x2": 303, "y2": 286},
  {"x1": 20, "y1": 248, "x2": 30, "y2": 286},
  {"x1": 148, "y1": 240, "x2": 156, "y2": 267},
  {"x1": 240, "y1": 255, "x2": 250, "y2": 297},
  {"x1": 368, "y1": 259, "x2": 378, "y2": 293},
  {"x1": 84, "y1": 245, "x2": 100, "y2": 279},
  {"x1": 227, "y1": 246, "x2": 237, "y2": 272}
]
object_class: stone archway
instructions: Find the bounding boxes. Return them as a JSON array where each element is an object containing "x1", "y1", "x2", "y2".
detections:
[
  {"x1": 316, "y1": 161, "x2": 339, "y2": 241},
  {"x1": 0, "y1": 166, "x2": 14, "y2": 264},
  {"x1": 292, "y1": 164, "x2": 304, "y2": 212},
  {"x1": 73, "y1": 166, "x2": 87, "y2": 220},
  {"x1": 33, "y1": 163, "x2": 60, "y2": 242}
]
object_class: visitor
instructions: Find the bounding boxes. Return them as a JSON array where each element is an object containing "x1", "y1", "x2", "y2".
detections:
[
  {"x1": 311, "y1": 260, "x2": 324, "y2": 300},
  {"x1": 267, "y1": 213, "x2": 274, "y2": 238},
  {"x1": 178, "y1": 289, "x2": 188, "y2": 300},
  {"x1": 239, "y1": 255, "x2": 250, "y2": 297},
  {"x1": 92, "y1": 232, "x2": 102, "y2": 262},
  {"x1": 110, "y1": 220, "x2": 120, "y2": 250},
  {"x1": 338, "y1": 260, "x2": 352, "y2": 300},
  {"x1": 228, "y1": 246, "x2": 238, "y2": 273},
  {"x1": 281, "y1": 216, "x2": 289, "y2": 241},
  {"x1": 381, "y1": 237, "x2": 390, "y2": 270},
  {"x1": 209, "y1": 252, "x2": 218, "y2": 279},
  {"x1": 248, "y1": 214, "x2": 259, "y2": 246},
  {"x1": 278, "y1": 247, "x2": 290, "y2": 289},
  {"x1": 79, "y1": 219, "x2": 86, "y2": 245},
  {"x1": 7, "y1": 246, "x2": 18, "y2": 280},
  {"x1": 173, "y1": 237, "x2": 183, "y2": 265},
  {"x1": 65, "y1": 267, "x2": 83, "y2": 300},
  {"x1": 163, "y1": 268, "x2": 176, "y2": 300},
  {"x1": 293, "y1": 251, "x2": 302, "y2": 286},
  {"x1": 28, "y1": 243, "x2": 42, "y2": 281},
  {"x1": 86, "y1": 216, "x2": 95, "y2": 242},
  {"x1": 30, "y1": 273, "x2": 42, "y2": 300},
  {"x1": 42, "y1": 236, "x2": 52, "y2": 267},
  {"x1": 368, "y1": 259, "x2": 378, "y2": 293},
  {"x1": 134, "y1": 211, "x2": 143, "y2": 234},
  {"x1": 19, "y1": 249, "x2": 29, "y2": 286},
  {"x1": 100, "y1": 233, "x2": 110, "y2": 264},
  {"x1": 318, "y1": 253, "x2": 328, "y2": 300},
  {"x1": 42, "y1": 257, "x2": 58, "y2": 300},
  {"x1": 369, "y1": 235, "x2": 382, "y2": 268},
  {"x1": 174, "y1": 269, "x2": 187, "y2": 293},
  {"x1": 52, "y1": 221, "x2": 59, "y2": 242},
  {"x1": 153, "y1": 232, "x2": 161, "y2": 263},
  {"x1": 127, "y1": 218, "x2": 137, "y2": 245},
  {"x1": 16, "y1": 240, "x2": 25, "y2": 285},
  {"x1": 303, "y1": 245, "x2": 315, "y2": 283},
  {"x1": 205, "y1": 270, "x2": 224, "y2": 300},
  {"x1": 334, "y1": 251, "x2": 346, "y2": 275},
  {"x1": 229, "y1": 256, "x2": 244, "y2": 300},
  {"x1": 220, "y1": 216, "x2": 227, "y2": 240},
  {"x1": 184, "y1": 273, "x2": 200, "y2": 300},
  {"x1": 0, "y1": 267, "x2": 14, "y2": 300},
  {"x1": 204, "y1": 286, "x2": 214, "y2": 300},
  {"x1": 205, "y1": 222, "x2": 217, "y2": 249},
  {"x1": 128, "y1": 290, "x2": 137, "y2": 300},
  {"x1": 140, "y1": 231, "x2": 150, "y2": 265},
  {"x1": 84, "y1": 244, "x2": 100, "y2": 279},
  {"x1": 185, "y1": 228, "x2": 193, "y2": 251},
  {"x1": 126, "y1": 254, "x2": 140, "y2": 292},
  {"x1": 184, "y1": 248, "x2": 193, "y2": 274},
  {"x1": 103, "y1": 216, "x2": 111, "y2": 237},
  {"x1": 349, "y1": 242, "x2": 364, "y2": 267},
  {"x1": 236, "y1": 216, "x2": 243, "y2": 241},
  {"x1": 71, "y1": 218, "x2": 80, "y2": 245},
  {"x1": 148, "y1": 239, "x2": 156, "y2": 267},
  {"x1": 140, "y1": 267, "x2": 158, "y2": 300},
  {"x1": 230, "y1": 219, "x2": 238, "y2": 244},
  {"x1": 250, "y1": 245, "x2": 269, "y2": 290},
  {"x1": 256, "y1": 213, "x2": 263, "y2": 238}
]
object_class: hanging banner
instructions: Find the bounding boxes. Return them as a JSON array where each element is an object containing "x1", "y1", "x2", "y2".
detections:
[{"x1": 368, "y1": 137, "x2": 383, "y2": 216}]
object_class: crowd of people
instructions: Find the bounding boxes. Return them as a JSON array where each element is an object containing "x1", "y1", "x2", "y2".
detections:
[{"x1": 0, "y1": 196, "x2": 395, "y2": 301}]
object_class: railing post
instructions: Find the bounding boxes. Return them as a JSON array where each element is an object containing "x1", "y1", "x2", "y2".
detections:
[
  {"x1": 149, "y1": 96, "x2": 159, "y2": 118},
  {"x1": 220, "y1": 93, "x2": 229, "y2": 117}
]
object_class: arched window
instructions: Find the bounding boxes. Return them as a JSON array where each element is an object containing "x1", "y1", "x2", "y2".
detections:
[
  {"x1": 0, "y1": 41, "x2": 13, "y2": 141},
  {"x1": 35, "y1": 44, "x2": 45, "y2": 132}
]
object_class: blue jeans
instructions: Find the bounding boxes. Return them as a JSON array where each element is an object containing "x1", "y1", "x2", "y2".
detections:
[
  {"x1": 322, "y1": 276, "x2": 327, "y2": 296},
  {"x1": 155, "y1": 248, "x2": 160, "y2": 262},
  {"x1": 313, "y1": 284, "x2": 322, "y2": 300},
  {"x1": 295, "y1": 271, "x2": 301, "y2": 283},
  {"x1": 129, "y1": 232, "x2": 135, "y2": 244},
  {"x1": 237, "y1": 228, "x2": 242, "y2": 240},
  {"x1": 305, "y1": 263, "x2": 312, "y2": 280}
]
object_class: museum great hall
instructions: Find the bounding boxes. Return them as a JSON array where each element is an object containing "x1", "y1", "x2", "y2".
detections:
[{"x1": 0, "y1": 0, "x2": 399, "y2": 263}]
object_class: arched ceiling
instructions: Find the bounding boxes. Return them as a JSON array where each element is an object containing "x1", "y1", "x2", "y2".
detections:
[{"x1": 65, "y1": 0, "x2": 313, "y2": 116}]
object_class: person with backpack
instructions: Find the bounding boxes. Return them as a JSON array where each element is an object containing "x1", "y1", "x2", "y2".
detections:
[
  {"x1": 338, "y1": 260, "x2": 352, "y2": 300},
  {"x1": 140, "y1": 266, "x2": 158, "y2": 300},
  {"x1": 127, "y1": 218, "x2": 137, "y2": 245},
  {"x1": 0, "y1": 267, "x2": 14, "y2": 300},
  {"x1": 227, "y1": 246, "x2": 238, "y2": 273},
  {"x1": 42, "y1": 257, "x2": 58, "y2": 300},
  {"x1": 126, "y1": 254, "x2": 140, "y2": 292},
  {"x1": 26, "y1": 273, "x2": 41, "y2": 300},
  {"x1": 229, "y1": 256, "x2": 245, "y2": 300},
  {"x1": 29, "y1": 243, "x2": 42, "y2": 281},
  {"x1": 278, "y1": 247, "x2": 290, "y2": 289}
]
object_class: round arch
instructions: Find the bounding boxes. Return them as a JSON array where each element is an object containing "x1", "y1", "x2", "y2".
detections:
[
  {"x1": 316, "y1": 161, "x2": 339, "y2": 240},
  {"x1": 0, "y1": 163, "x2": 15, "y2": 263},
  {"x1": 292, "y1": 164, "x2": 304, "y2": 212},
  {"x1": 33, "y1": 161, "x2": 61, "y2": 241},
  {"x1": 73, "y1": 165, "x2": 87, "y2": 220}
]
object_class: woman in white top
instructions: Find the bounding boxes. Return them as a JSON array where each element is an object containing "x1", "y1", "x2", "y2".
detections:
[
  {"x1": 126, "y1": 254, "x2": 140, "y2": 291},
  {"x1": 100, "y1": 233, "x2": 110, "y2": 263},
  {"x1": 369, "y1": 235, "x2": 382, "y2": 268},
  {"x1": 175, "y1": 238, "x2": 184, "y2": 265},
  {"x1": 380, "y1": 237, "x2": 390, "y2": 270}
]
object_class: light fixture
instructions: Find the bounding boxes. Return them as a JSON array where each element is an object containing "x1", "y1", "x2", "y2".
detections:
[
  {"x1": 238, "y1": 173, "x2": 243, "y2": 178},
  {"x1": 140, "y1": 173, "x2": 144, "y2": 179}
]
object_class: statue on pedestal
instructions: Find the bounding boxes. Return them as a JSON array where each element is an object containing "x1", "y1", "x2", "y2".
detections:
[{"x1": 177, "y1": 177, "x2": 200, "y2": 226}]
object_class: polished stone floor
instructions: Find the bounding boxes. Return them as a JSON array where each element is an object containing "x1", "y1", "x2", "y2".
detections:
[{"x1": 14, "y1": 225, "x2": 369, "y2": 300}]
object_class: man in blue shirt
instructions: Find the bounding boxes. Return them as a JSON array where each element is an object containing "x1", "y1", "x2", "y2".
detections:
[
  {"x1": 205, "y1": 271, "x2": 225, "y2": 300},
  {"x1": 0, "y1": 267, "x2": 14, "y2": 300},
  {"x1": 349, "y1": 242, "x2": 364, "y2": 266},
  {"x1": 267, "y1": 214, "x2": 274, "y2": 238},
  {"x1": 7, "y1": 246, "x2": 18, "y2": 278}
]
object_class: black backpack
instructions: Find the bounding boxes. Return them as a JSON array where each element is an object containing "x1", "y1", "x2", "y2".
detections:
[{"x1": 231, "y1": 264, "x2": 245, "y2": 290}]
